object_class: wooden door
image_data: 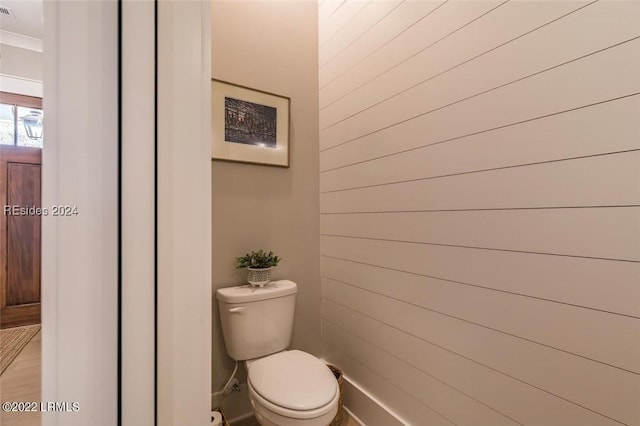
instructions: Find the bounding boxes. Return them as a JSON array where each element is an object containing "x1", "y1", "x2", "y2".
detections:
[{"x1": 0, "y1": 145, "x2": 42, "y2": 328}]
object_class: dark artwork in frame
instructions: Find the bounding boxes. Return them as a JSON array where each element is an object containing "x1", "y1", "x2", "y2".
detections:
[
  {"x1": 212, "y1": 78, "x2": 290, "y2": 167},
  {"x1": 224, "y1": 97, "x2": 277, "y2": 148}
]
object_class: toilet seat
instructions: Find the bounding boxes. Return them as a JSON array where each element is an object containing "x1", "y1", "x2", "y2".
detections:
[
  {"x1": 248, "y1": 380, "x2": 339, "y2": 420},
  {"x1": 247, "y1": 350, "x2": 338, "y2": 419}
]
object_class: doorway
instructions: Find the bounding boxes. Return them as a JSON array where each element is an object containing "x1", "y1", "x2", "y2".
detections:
[
  {"x1": 0, "y1": 92, "x2": 44, "y2": 426},
  {"x1": 0, "y1": 92, "x2": 43, "y2": 329}
]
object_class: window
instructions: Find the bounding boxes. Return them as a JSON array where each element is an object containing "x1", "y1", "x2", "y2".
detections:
[{"x1": 0, "y1": 92, "x2": 44, "y2": 149}]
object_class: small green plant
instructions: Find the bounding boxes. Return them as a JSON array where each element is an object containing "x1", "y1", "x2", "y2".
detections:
[{"x1": 235, "y1": 249, "x2": 281, "y2": 269}]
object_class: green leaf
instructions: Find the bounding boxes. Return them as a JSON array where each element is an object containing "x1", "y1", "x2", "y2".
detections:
[{"x1": 234, "y1": 248, "x2": 282, "y2": 268}]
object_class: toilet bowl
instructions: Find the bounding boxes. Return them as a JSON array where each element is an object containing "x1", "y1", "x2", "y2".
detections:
[
  {"x1": 247, "y1": 351, "x2": 339, "y2": 426},
  {"x1": 216, "y1": 281, "x2": 339, "y2": 426}
]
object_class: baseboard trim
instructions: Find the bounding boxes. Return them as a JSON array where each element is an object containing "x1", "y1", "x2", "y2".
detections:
[
  {"x1": 343, "y1": 406, "x2": 365, "y2": 426},
  {"x1": 342, "y1": 375, "x2": 408, "y2": 426}
]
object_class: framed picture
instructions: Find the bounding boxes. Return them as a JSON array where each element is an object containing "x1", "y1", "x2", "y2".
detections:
[{"x1": 211, "y1": 79, "x2": 290, "y2": 167}]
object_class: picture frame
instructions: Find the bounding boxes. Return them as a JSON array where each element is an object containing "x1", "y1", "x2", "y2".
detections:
[{"x1": 211, "y1": 79, "x2": 290, "y2": 167}]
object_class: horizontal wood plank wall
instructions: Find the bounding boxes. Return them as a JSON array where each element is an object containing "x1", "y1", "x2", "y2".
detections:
[{"x1": 318, "y1": 1, "x2": 640, "y2": 425}]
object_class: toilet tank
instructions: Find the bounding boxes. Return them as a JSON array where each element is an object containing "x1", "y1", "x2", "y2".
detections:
[{"x1": 216, "y1": 280, "x2": 297, "y2": 361}]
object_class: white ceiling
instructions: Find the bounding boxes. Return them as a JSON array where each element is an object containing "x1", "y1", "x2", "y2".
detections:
[{"x1": 0, "y1": 0, "x2": 43, "y2": 39}]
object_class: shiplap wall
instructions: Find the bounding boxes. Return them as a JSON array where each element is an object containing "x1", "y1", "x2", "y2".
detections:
[{"x1": 318, "y1": 1, "x2": 640, "y2": 425}]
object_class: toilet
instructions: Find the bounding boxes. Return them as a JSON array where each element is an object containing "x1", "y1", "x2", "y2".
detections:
[{"x1": 216, "y1": 280, "x2": 339, "y2": 426}]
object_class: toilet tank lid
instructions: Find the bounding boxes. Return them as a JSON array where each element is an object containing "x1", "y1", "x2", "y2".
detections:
[{"x1": 216, "y1": 280, "x2": 297, "y2": 303}]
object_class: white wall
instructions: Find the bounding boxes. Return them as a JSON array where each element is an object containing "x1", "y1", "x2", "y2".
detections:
[
  {"x1": 210, "y1": 0, "x2": 320, "y2": 419},
  {"x1": 42, "y1": 1, "x2": 212, "y2": 425},
  {"x1": 319, "y1": 1, "x2": 640, "y2": 425},
  {"x1": 122, "y1": 1, "x2": 155, "y2": 425},
  {"x1": 0, "y1": 41, "x2": 43, "y2": 97},
  {"x1": 42, "y1": 2, "x2": 118, "y2": 425},
  {"x1": 157, "y1": 1, "x2": 212, "y2": 425},
  {"x1": 0, "y1": 43, "x2": 42, "y2": 81}
]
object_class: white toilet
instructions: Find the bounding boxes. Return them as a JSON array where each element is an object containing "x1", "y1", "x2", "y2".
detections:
[{"x1": 216, "y1": 280, "x2": 339, "y2": 426}]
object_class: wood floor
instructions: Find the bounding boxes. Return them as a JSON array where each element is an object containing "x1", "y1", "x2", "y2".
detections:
[{"x1": 0, "y1": 330, "x2": 41, "y2": 426}]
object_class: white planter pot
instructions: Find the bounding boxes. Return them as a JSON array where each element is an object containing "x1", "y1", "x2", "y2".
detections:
[{"x1": 247, "y1": 267, "x2": 272, "y2": 287}]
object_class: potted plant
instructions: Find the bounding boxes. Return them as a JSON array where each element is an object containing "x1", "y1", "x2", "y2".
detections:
[{"x1": 235, "y1": 249, "x2": 281, "y2": 287}]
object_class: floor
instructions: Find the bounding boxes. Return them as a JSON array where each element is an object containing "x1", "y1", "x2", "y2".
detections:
[
  {"x1": 232, "y1": 410, "x2": 360, "y2": 426},
  {"x1": 0, "y1": 330, "x2": 41, "y2": 426},
  {"x1": 0, "y1": 334, "x2": 360, "y2": 426}
]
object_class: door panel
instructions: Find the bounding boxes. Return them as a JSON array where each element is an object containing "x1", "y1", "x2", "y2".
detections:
[
  {"x1": 7, "y1": 163, "x2": 41, "y2": 305},
  {"x1": 0, "y1": 145, "x2": 42, "y2": 328}
]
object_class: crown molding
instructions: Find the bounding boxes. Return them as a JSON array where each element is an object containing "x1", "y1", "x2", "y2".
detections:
[{"x1": 0, "y1": 30, "x2": 43, "y2": 52}]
